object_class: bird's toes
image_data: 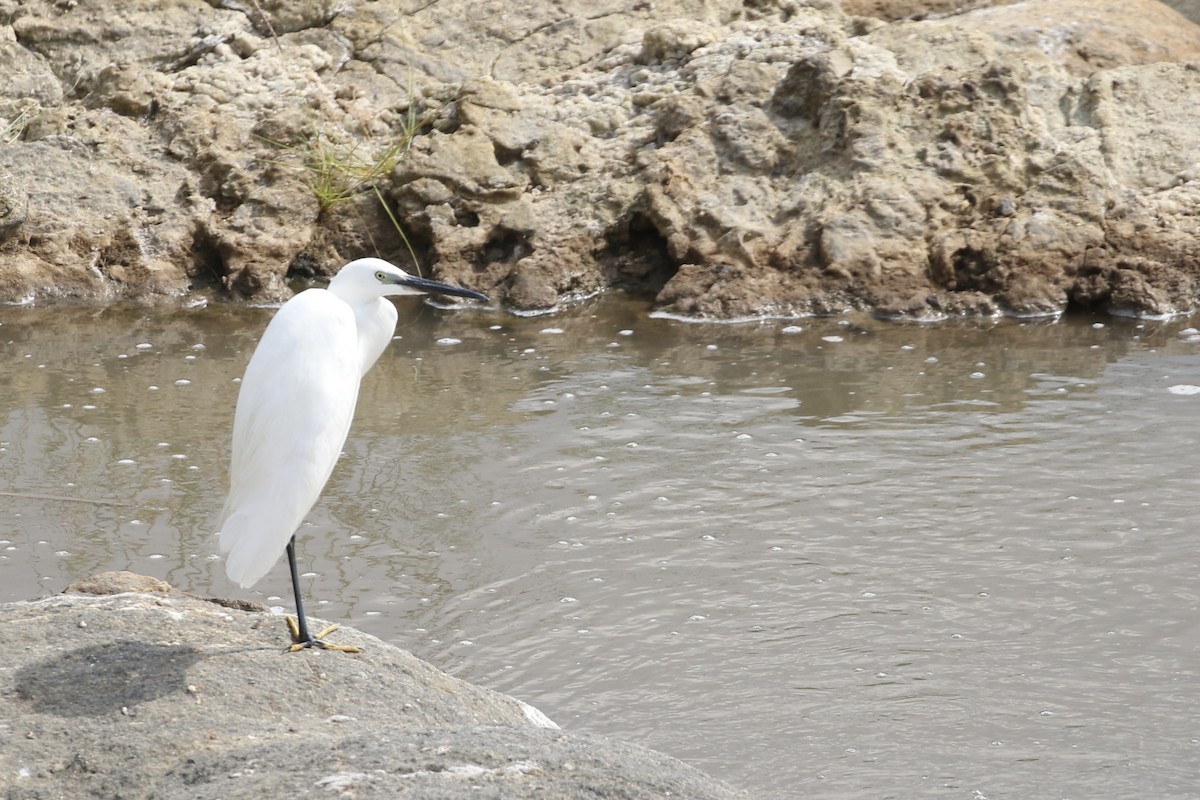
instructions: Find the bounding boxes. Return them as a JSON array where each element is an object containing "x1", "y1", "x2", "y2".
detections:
[
  {"x1": 281, "y1": 618, "x2": 361, "y2": 653},
  {"x1": 314, "y1": 623, "x2": 341, "y2": 639}
]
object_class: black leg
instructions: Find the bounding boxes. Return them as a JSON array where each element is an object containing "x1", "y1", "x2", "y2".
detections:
[
  {"x1": 286, "y1": 536, "x2": 313, "y2": 645},
  {"x1": 283, "y1": 535, "x2": 361, "y2": 653}
]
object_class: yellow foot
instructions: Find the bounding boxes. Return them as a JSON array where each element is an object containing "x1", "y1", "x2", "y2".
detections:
[{"x1": 285, "y1": 616, "x2": 362, "y2": 653}]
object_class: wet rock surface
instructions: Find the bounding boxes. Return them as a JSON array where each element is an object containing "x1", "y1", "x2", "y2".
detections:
[
  {"x1": 0, "y1": 572, "x2": 748, "y2": 799},
  {"x1": 1, "y1": 0, "x2": 1200, "y2": 319}
]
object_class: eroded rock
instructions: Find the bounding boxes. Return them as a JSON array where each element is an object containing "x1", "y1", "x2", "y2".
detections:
[{"x1": 0, "y1": 0, "x2": 1199, "y2": 319}]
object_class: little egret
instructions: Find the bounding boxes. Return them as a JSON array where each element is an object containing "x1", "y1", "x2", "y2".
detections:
[{"x1": 217, "y1": 257, "x2": 488, "y2": 652}]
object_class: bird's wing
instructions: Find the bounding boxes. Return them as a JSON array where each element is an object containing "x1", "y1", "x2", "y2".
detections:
[{"x1": 218, "y1": 289, "x2": 362, "y2": 588}]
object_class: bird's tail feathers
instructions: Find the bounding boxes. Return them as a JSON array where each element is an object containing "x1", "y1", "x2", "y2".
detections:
[{"x1": 219, "y1": 506, "x2": 299, "y2": 589}]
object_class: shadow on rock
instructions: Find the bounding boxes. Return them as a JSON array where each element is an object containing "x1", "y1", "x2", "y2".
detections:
[{"x1": 13, "y1": 640, "x2": 203, "y2": 717}]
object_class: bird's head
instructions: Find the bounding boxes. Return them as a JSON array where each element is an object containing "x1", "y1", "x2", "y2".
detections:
[{"x1": 328, "y1": 258, "x2": 489, "y2": 305}]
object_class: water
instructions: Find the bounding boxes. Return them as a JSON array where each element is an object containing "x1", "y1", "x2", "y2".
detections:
[{"x1": 2, "y1": 297, "x2": 1199, "y2": 799}]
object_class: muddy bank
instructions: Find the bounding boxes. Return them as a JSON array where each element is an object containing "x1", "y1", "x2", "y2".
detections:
[
  {"x1": 0, "y1": 572, "x2": 748, "y2": 799},
  {"x1": 2, "y1": 0, "x2": 1200, "y2": 319}
]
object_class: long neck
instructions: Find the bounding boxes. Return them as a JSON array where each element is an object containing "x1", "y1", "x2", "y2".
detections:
[{"x1": 354, "y1": 297, "x2": 400, "y2": 377}]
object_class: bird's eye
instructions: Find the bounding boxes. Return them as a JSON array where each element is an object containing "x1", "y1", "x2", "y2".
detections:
[{"x1": 375, "y1": 271, "x2": 386, "y2": 281}]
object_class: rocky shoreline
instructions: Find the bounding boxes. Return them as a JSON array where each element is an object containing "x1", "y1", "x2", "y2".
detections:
[
  {"x1": 0, "y1": 572, "x2": 749, "y2": 799},
  {"x1": 2, "y1": 0, "x2": 1200, "y2": 320}
]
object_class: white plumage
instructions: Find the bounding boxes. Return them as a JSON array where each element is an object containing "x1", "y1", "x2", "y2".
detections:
[{"x1": 215, "y1": 258, "x2": 487, "y2": 648}]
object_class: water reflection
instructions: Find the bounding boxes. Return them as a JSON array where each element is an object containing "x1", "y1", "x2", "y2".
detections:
[{"x1": 2, "y1": 298, "x2": 1200, "y2": 798}]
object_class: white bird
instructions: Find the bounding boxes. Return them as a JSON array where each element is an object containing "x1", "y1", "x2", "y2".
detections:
[{"x1": 217, "y1": 257, "x2": 488, "y2": 652}]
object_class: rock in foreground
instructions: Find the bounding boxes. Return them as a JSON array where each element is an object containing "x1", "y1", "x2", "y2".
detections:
[{"x1": 0, "y1": 572, "x2": 748, "y2": 799}]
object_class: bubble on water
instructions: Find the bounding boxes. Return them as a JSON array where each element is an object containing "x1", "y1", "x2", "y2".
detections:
[
  {"x1": 91, "y1": 387, "x2": 106, "y2": 394},
  {"x1": 1167, "y1": 384, "x2": 1200, "y2": 395},
  {"x1": 117, "y1": 458, "x2": 136, "y2": 465},
  {"x1": 821, "y1": 335, "x2": 843, "y2": 343},
  {"x1": 135, "y1": 343, "x2": 153, "y2": 350},
  {"x1": 539, "y1": 328, "x2": 564, "y2": 334},
  {"x1": 560, "y1": 597, "x2": 577, "y2": 604},
  {"x1": 781, "y1": 325, "x2": 803, "y2": 334},
  {"x1": 174, "y1": 379, "x2": 191, "y2": 386},
  {"x1": 969, "y1": 371, "x2": 985, "y2": 379},
  {"x1": 618, "y1": 329, "x2": 633, "y2": 336},
  {"x1": 437, "y1": 338, "x2": 463, "y2": 346}
]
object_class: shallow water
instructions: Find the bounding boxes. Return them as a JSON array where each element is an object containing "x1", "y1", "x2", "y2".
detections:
[{"x1": 2, "y1": 297, "x2": 1199, "y2": 798}]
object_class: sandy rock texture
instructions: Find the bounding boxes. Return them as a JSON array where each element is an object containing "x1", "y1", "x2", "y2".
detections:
[
  {"x1": 1, "y1": 0, "x2": 1199, "y2": 318},
  {"x1": 0, "y1": 572, "x2": 748, "y2": 799}
]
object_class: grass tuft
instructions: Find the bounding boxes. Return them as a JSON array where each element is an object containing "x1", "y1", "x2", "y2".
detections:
[
  {"x1": 262, "y1": 106, "x2": 429, "y2": 272},
  {"x1": 0, "y1": 105, "x2": 37, "y2": 146}
]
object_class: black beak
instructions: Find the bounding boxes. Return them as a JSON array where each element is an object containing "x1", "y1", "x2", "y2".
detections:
[{"x1": 400, "y1": 274, "x2": 489, "y2": 303}]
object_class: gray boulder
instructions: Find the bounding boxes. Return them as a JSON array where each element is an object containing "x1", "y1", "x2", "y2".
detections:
[{"x1": 0, "y1": 572, "x2": 748, "y2": 799}]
